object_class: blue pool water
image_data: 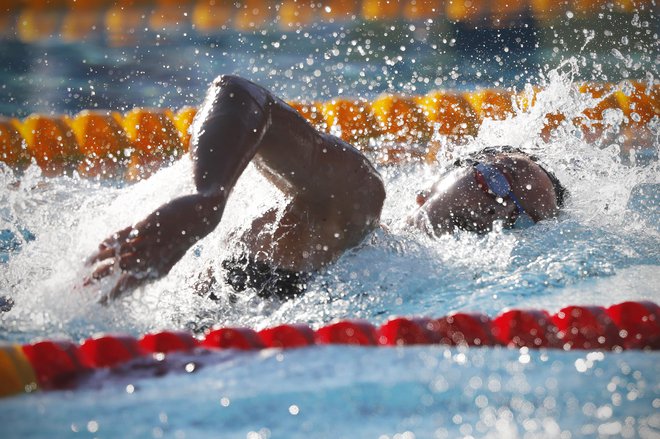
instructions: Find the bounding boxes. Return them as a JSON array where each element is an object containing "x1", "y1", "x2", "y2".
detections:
[
  {"x1": 1, "y1": 7, "x2": 659, "y2": 439},
  {"x1": 3, "y1": 347, "x2": 659, "y2": 438}
]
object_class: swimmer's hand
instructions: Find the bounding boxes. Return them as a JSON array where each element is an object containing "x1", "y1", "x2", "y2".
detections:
[{"x1": 85, "y1": 194, "x2": 226, "y2": 304}]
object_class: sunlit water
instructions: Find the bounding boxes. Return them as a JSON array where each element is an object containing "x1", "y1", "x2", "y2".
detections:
[{"x1": 1, "y1": 14, "x2": 659, "y2": 439}]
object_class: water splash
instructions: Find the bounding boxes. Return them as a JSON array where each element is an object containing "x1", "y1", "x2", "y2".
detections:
[{"x1": 1, "y1": 59, "x2": 658, "y2": 342}]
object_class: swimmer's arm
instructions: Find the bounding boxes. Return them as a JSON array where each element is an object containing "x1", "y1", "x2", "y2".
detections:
[
  {"x1": 254, "y1": 104, "x2": 386, "y2": 245},
  {"x1": 193, "y1": 76, "x2": 384, "y2": 228},
  {"x1": 86, "y1": 192, "x2": 227, "y2": 303},
  {"x1": 87, "y1": 75, "x2": 384, "y2": 299},
  {"x1": 86, "y1": 76, "x2": 269, "y2": 301}
]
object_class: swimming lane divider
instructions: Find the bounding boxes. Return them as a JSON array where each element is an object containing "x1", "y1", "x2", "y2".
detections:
[
  {"x1": 5, "y1": 0, "x2": 655, "y2": 45},
  {"x1": 1, "y1": 81, "x2": 657, "y2": 178},
  {"x1": 1, "y1": 300, "x2": 658, "y2": 398}
]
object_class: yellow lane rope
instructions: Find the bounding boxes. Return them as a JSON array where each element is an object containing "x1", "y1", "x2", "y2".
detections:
[
  {"x1": 0, "y1": 344, "x2": 38, "y2": 397},
  {"x1": 1, "y1": 0, "x2": 654, "y2": 44},
  {"x1": 1, "y1": 82, "x2": 657, "y2": 179}
]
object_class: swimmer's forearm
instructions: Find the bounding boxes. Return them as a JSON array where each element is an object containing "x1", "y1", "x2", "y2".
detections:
[
  {"x1": 86, "y1": 192, "x2": 227, "y2": 297},
  {"x1": 191, "y1": 76, "x2": 270, "y2": 196},
  {"x1": 141, "y1": 193, "x2": 226, "y2": 246}
]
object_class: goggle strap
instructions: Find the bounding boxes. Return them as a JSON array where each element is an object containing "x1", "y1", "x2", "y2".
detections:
[
  {"x1": 508, "y1": 191, "x2": 528, "y2": 218},
  {"x1": 474, "y1": 163, "x2": 531, "y2": 221}
]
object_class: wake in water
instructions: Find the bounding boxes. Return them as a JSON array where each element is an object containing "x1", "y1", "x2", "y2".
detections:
[{"x1": 1, "y1": 59, "x2": 658, "y2": 342}]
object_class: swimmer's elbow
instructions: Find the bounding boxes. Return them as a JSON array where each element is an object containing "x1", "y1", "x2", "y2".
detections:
[{"x1": 213, "y1": 74, "x2": 238, "y2": 87}]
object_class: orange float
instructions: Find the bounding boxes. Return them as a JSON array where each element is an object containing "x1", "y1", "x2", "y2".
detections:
[
  {"x1": 149, "y1": 1, "x2": 186, "y2": 31},
  {"x1": 319, "y1": 0, "x2": 358, "y2": 21},
  {"x1": 0, "y1": 344, "x2": 38, "y2": 397},
  {"x1": 416, "y1": 90, "x2": 479, "y2": 138},
  {"x1": 529, "y1": 0, "x2": 564, "y2": 21},
  {"x1": 490, "y1": 0, "x2": 527, "y2": 26},
  {"x1": 540, "y1": 113, "x2": 567, "y2": 142},
  {"x1": 121, "y1": 108, "x2": 183, "y2": 180},
  {"x1": 18, "y1": 114, "x2": 82, "y2": 175},
  {"x1": 68, "y1": 110, "x2": 133, "y2": 177},
  {"x1": 278, "y1": 0, "x2": 315, "y2": 29},
  {"x1": 514, "y1": 86, "x2": 542, "y2": 113},
  {"x1": 614, "y1": 81, "x2": 659, "y2": 152},
  {"x1": 122, "y1": 108, "x2": 181, "y2": 154},
  {"x1": 615, "y1": 81, "x2": 659, "y2": 127},
  {"x1": 234, "y1": 0, "x2": 271, "y2": 31},
  {"x1": 573, "y1": 83, "x2": 622, "y2": 143},
  {"x1": 192, "y1": 0, "x2": 234, "y2": 32},
  {"x1": 105, "y1": 3, "x2": 145, "y2": 47},
  {"x1": 445, "y1": 0, "x2": 488, "y2": 22},
  {"x1": 416, "y1": 90, "x2": 479, "y2": 162},
  {"x1": 513, "y1": 87, "x2": 569, "y2": 141},
  {"x1": 464, "y1": 89, "x2": 514, "y2": 121},
  {"x1": 60, "y1": 8, "x2": 100, "y2": 42},
  {"x1": 0, "y1": 117, "x2": 31, "y2": 169},
  {"x1": 571, "y1": 0, "x2": 607, "y2": 16},
  {"x1": 402, "y1": 0, "x2": 442, "y2": 20},
  {"x1": 322, "y1": 98, "x2": 379, "y2": 144},
  {"x1": 16, "y1": 8, "x2": 60, "y2": 43},
  {"x1": 3, "y1": 81, "x2": 656, "y2": 177},
  {"x1": 371, "y1": 94, "x2": 433, "y2": 143},
  {"x1": 288, "y1": 100, "x2": 328, "y2": 132},
  {"x1": 171, "y1": 106, "x2": 198, "y2": 150},
  {"x1": 361, "y1": 0, "x2": 399, "y2": 20}
]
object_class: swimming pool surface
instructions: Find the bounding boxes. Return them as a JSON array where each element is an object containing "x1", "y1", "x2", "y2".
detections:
[{"x1": 1, "y1": 3, "x2": 659, "y2": 438}]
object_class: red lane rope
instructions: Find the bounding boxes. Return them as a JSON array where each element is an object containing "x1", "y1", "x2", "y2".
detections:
[{"x1": 4, "y1": 300, "x2": 659, "y2": 396}]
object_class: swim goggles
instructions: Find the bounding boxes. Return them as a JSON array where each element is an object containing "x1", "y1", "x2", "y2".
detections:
[{"x1": 473, "y1": 163, "x2": 527, "y2": 217}]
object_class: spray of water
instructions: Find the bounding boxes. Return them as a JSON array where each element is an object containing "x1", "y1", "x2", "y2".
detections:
[{"x1": 1, "y1": 59, "x2": 658, "y2": 342}]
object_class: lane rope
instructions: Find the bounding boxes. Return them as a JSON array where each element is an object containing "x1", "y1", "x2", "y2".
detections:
[
  {"x1": 1, "y1": 300, "x2": 658, "y2": 397},
  {"x1": 1, "y1": 81, "x2": 657, "y2": 179},
  {"x1": 3, "y1": 0, "x2": 653, "y2": 45}
]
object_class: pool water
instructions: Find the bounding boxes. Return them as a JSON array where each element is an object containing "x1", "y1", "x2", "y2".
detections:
[
  {"x1": 1, "y1": 6, "x2": 659, "y2": 439},
  {"x1": 3, "y1": 347, "x2": 658, "y2": 438}
]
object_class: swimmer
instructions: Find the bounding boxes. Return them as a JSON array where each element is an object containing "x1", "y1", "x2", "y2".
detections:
[
  {"x1": 409, "y1": 146, "x2": 567, "y2": 235},
  {"x1": 86, "y1": 76, "x2": 565, "y2": 302}
]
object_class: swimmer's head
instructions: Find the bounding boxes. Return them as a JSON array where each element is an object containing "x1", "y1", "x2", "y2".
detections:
[{"x1": 409, "y1": 153, "x2": 561, "y2": 234}]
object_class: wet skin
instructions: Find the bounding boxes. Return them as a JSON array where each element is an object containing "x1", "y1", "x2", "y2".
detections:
[
  {"x1": 87, "y1": 75, "x2": 385, "y2": 302},
  {"x1": 409, "y1": 152, "x2": 560, "y2": 235},
  {"x1": 86, "y1": 77, "x2": 560, "y2": 302}
]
